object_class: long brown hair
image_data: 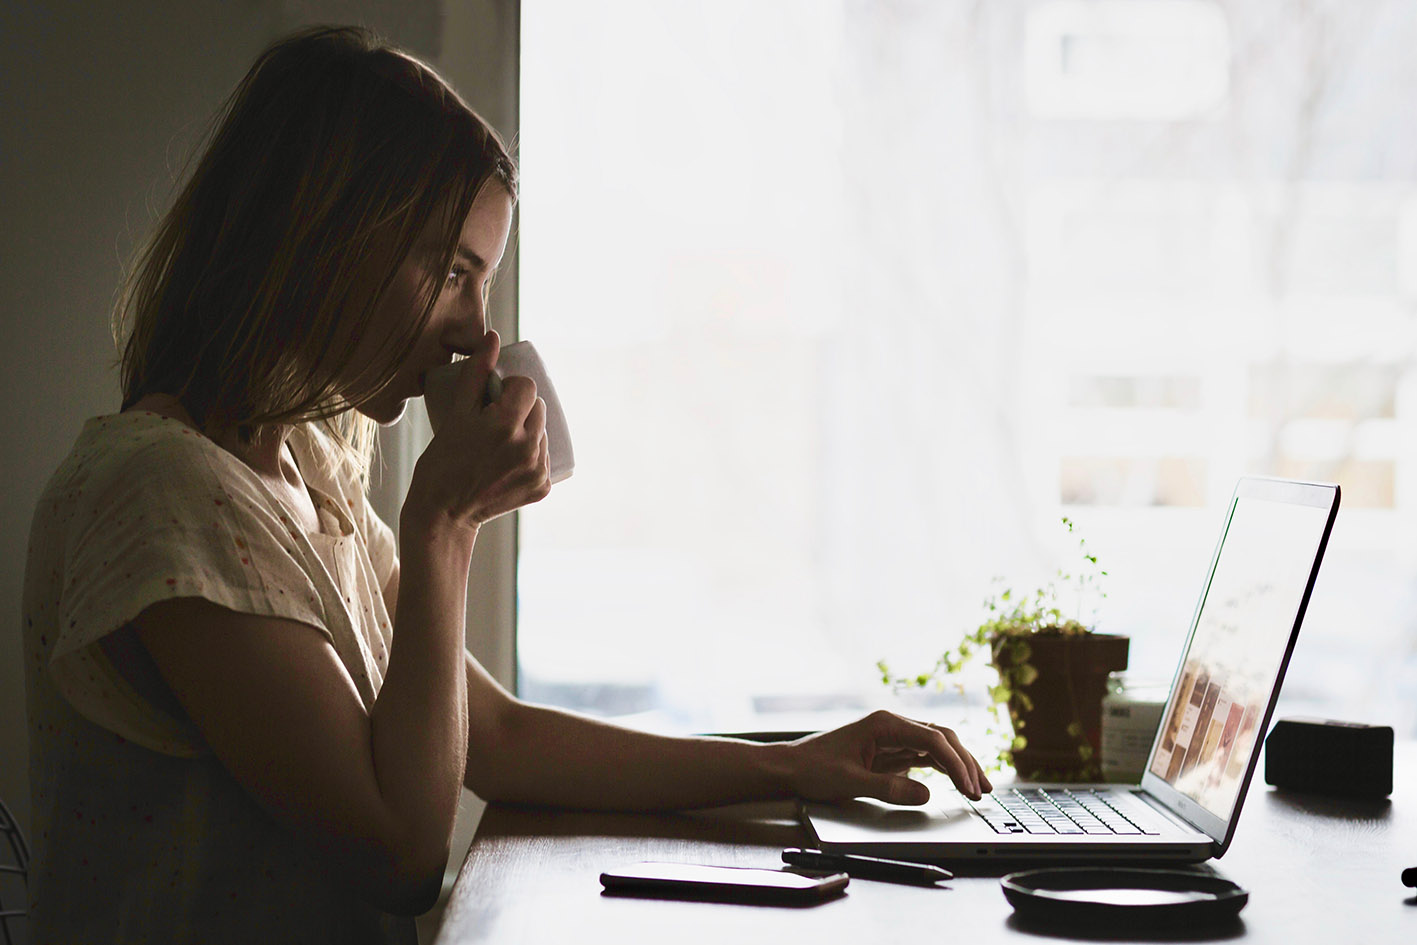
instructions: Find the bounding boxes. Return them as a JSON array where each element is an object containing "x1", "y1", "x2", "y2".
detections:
[{"x1": 115, "y1": 25, "x2": 517, "y2": 481}]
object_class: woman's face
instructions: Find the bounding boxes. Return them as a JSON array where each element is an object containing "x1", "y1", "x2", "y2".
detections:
[{"x1": 354, "y1": 183, "x2": 515, "y2": 425}]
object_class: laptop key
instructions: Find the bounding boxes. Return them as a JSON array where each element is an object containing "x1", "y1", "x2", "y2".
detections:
[{"x1": 981, "y1": 787, "x2": 1165, "y2": 838}]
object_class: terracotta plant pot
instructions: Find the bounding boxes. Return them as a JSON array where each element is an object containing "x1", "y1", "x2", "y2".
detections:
[{"x1": 990, "y1": 631, "x2": 1129, "y2": 781}]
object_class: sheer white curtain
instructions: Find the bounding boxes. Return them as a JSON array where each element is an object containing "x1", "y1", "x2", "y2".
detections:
[
  {"x1": 365, "y1": 1, "x2": 522, "y2": 881},
  {"x1": 369, "y1": 0, "x2": 523, "y2": 692}
]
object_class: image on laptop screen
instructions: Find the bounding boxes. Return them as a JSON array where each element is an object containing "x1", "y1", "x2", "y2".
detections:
[{"x1": 1147, "y1": 493, "x2": 1332, "y2": 822}]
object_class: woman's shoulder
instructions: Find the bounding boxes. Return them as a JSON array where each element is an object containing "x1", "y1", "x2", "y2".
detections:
[
  {"x1": 26, "y1": 411, "x2": 256, "y2": 599},
  {"x1": 73, "y1": 409, "x2": 232, "y2": 480},
  {"x1": 38, "y1": 410, "x2": 249, "y2": 522}
]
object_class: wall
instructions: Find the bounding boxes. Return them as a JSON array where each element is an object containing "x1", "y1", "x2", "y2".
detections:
[{"x1": 0, "y1": 0, "x2": 518, "y2": 925}]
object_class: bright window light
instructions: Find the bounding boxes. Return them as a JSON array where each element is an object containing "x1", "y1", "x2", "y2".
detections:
[{"x1": 517, "y1": 0, "x2": 1417, "y2": 741}]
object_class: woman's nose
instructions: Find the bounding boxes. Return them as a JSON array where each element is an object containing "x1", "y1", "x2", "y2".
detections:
[{"x1": 441, "y1": 311, "x2": 489, "y2": 355}]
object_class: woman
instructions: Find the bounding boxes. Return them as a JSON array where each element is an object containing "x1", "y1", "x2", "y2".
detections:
[{"x1": 21, "y1": 25, "x2": 990, "y2": 943}]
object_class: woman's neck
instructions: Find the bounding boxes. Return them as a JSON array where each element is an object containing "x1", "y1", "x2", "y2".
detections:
[
  {"x1": 124, "y1": 393, "x2": 291, "y2": 480},
  {"x1": 220, "y1": 425, "x2": 291, "y2": 481}
]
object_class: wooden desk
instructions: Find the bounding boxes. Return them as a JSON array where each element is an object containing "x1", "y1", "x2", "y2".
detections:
[{"x1": 436, "y1": 745, "x2": 1417, "y2": 943}]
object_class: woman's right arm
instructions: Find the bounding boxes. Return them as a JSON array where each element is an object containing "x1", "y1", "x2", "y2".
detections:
[
  {"x1": 134, "y1": 344, "x2": 550, "y2": 915},
  {"x1": 134, "y1": 523, "x2": 472, "y2": 915}
]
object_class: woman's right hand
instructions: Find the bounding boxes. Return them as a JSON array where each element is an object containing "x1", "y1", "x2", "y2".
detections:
[{"x1": 406, "y1": 331, "x2": 552, "y2": 530}]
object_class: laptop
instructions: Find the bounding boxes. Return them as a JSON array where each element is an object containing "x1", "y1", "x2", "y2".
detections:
[{"x1": 802, "y1": 476, "x2": 1341, "y2": 863}]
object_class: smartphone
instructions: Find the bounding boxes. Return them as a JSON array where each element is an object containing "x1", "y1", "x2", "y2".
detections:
[{"x1": 600, "y1": 862, "x2": 849, "y2": 904}]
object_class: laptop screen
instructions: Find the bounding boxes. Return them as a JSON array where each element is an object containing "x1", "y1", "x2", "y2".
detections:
[{"x1": 1145, "y1": 489, "x2": 1333, "y2": 824}]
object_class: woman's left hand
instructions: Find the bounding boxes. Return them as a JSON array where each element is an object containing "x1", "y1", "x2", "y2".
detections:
[{"x1": 782, "y1": 710, "x2": 992, "y2": 805}]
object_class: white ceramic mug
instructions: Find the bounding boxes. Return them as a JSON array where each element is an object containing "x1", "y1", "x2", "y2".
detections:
[{"x1": 423, "y1": 340, "x2": 575, "y2": 484}]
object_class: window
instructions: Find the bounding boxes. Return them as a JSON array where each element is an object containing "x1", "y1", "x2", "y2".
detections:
[{"x1": 517, "y1": 0, "x2": 1417, "y2": 742}]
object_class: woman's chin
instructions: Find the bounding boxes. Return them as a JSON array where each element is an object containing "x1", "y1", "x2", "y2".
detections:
[{"x1": 356, "y1": 396, "x2": 409, "y2": 427}]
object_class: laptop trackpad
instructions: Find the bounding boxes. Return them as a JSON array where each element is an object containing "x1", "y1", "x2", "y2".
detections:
[{"x1": 805, "y1": 795, "x2": 983, "y2": 841}]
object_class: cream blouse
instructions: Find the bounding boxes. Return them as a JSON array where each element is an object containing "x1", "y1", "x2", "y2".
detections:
[{"x1": 22, "y1": 410, "x2": 416, "y2": 944}]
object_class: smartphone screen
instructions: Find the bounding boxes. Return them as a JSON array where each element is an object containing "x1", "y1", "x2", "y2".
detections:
[{"x1": 600, "y1": 862, "x2": 849, "y2": 904}]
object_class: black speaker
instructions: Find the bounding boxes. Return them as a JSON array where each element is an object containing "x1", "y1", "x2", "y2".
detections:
[{"x1": 1264, "y1": 718, "x2": 1393, "y2": 798}]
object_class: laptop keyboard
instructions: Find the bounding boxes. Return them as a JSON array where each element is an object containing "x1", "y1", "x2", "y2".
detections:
[{"x1": 969, "y1": 788, "x2": 1160, "y2": 836}]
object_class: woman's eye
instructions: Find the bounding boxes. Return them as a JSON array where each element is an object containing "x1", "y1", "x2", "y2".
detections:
[{"x1": 446, "y1": 266, "x2": 468, "y2": 288}]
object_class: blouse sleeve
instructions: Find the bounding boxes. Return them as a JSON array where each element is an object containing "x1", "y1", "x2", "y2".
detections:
[{"x1": 50, "y1": 429, "x2": 333, "y2": 757}]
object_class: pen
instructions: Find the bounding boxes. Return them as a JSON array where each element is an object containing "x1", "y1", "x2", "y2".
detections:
[{"x1": 782, "y1": 848, "x2": 953, "y2": 885}]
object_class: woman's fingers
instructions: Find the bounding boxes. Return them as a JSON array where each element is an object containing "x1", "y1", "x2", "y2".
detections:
[
  {"x1": 871, "y1": 738, "x2": 991, "y2": 794},
  {"x1": 449, "y1": 330, "x2": 500, "y2": 410},
  {"x1": 864, "y1": 711, "x2": 980, "y2": 800},
  {"x1": 417, "y1": 372, "x2": 551, "y2": 525},
  {"x1": 871, "y1": 747, "x2": 931, "y2": 773},
  {"x1": 788, "y1": 711, "x2": 994, "y2": 808},
  {"x1": 922, "y1": 721, "x2": 993, "y2": 795}
]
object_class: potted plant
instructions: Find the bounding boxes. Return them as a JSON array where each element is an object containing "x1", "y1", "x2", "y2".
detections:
[{"x1": 879, "y1": 518, "x2": 1127, "y2": 781}]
